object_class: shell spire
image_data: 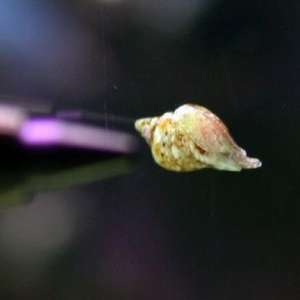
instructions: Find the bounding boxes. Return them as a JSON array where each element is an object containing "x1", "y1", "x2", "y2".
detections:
[{"x1": 135, "y1": 104, "x2": 262, "y2": 172}]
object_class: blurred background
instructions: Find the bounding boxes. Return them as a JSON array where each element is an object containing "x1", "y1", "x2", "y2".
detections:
[{"x1": 0, "y1": 0, "x2": 299, "y2": 299}]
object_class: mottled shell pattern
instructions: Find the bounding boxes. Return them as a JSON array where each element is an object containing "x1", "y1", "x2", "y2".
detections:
[{"x1": 135, "y1": 104, "x2": 262, "y2": 172}]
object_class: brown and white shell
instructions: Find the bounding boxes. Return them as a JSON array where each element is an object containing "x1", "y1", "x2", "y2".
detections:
[{"x1": 135, "y1": 104, "x2": 262, "y2": 172}]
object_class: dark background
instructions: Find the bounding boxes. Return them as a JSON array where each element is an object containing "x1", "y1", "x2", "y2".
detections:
[{"x1": 0, "y1": 0, "x2": 299, "y2": 299}]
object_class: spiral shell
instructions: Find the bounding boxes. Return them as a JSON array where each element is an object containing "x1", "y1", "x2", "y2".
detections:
[{"x1": 135, "y1": 104, "x2": 262, "y2": 172}]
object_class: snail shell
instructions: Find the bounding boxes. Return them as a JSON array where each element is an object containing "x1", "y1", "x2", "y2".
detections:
[{"x1": 135, "y1": 104, "x2": 262, "y2": 172}]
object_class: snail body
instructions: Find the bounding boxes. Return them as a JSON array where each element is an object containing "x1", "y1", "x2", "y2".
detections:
[{"x1": 135, "y1": 104, "x2": 261, "y2": 172}]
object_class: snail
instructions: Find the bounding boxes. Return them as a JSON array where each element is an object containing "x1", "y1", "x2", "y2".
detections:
[{"x1": 135, "y1": 104, "x2": 262, "y2": 172}]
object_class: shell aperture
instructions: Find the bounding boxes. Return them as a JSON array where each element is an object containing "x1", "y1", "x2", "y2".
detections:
[{"x1": 135, "y1": 104, "x2": 262, "y2": 172}]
